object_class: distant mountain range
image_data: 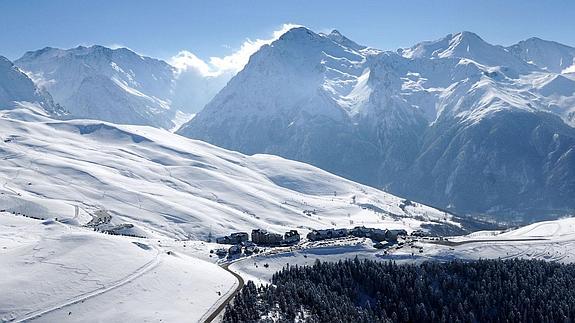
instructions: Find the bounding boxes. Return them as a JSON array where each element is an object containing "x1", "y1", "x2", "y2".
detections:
[
  {"x1": 177, "y1": 28, "x2": 575, "y2": 222},
  {"x1": 14, "y1": 45, "x2": 228, "y2": 129}
]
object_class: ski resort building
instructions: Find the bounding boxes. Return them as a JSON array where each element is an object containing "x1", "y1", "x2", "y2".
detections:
[
  {"x1": 283, "y1": 230, "x2": 300, "y2": 244},
  {"x1": 216, "y1": 232, "x2": 249, "y2": 244},
  {"x1": 308, "y1": 227, "x2": 408, "y2": 242},
  {"x1": 251, "y1": 229, "x2": 283, "y2": 246},
  {"x1": 307, "y1": 228, "x2": 349, "y2": 241}
]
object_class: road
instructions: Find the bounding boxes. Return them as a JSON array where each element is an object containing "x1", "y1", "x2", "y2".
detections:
[{"x1": 203, "y1": 262, "x2": 245, "y2": 323}]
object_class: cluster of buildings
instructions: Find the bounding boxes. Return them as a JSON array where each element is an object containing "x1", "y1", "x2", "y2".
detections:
[
  {"x1": 307, "y1": 226, "x2": 408, "y2": 242},
  {"x1": 214, "y1": 225, "x2": 420, "y2": 258},
  {"x1": 251, "y1": 229, "x2": 301, "y2": 246},
  {"x1": 217, "y1": 229, "x2": 301, "y2": 247},
  {"x1": 215, "y1": 232, "x2": 249, "y2": 245},
  {"x1": 214, "y1": 229, "x2": 301, "y2": 258}
]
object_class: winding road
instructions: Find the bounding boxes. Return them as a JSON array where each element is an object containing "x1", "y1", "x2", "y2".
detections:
[{"x1": 202, "y1": 262, "x2": 245, "y2": 323}]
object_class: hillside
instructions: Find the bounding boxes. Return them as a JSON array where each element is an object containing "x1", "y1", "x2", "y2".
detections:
[
  {"x1": 0, "y1": 213, "x2": 237, "y2": 322},
  {"x1": 0, "y1": 56, "x2": 64, "y2": 116},
  {"x1": 0, "y1": 104, "x2": 459, "y2": 241}
]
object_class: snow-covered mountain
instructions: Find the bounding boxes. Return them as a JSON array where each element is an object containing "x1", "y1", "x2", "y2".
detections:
[
  {"x1": 14, "y1": 45, "x2": 231, "y2": 129},
  {"x1": 0, "y1": 56, "x2": 64, "y2": 115},
  {"x1": 15, "y1": 46, "x2": 181, "y2": 129},
  {"x1": 0, "y1": 104, "x2": 461, "y2": 241},
  {"x1": 507, "y1": 37, "x2": 575, "y2": 73},
  {"x1": 178, "y1": 27, "x2": 575, "y2": 222}
]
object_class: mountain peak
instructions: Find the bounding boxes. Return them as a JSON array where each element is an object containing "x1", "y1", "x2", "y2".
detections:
[
  {"x1": 451, "y1": 31, "x2": 484, "y2": 42},
  {"x1": 400, "y1": 30, "x2": 534, "y2": 71},
  {"x1": 507, "y1": 36, "x2": 575, "y2": 73},
  {"x1": 401, "y1": 31, "x2": 490, "y2": 60},
  {"x1": 0, "y1": 55, "x2": 12, "y2": 68},
  {"x1": 14, "y1": 44, "x2": 177, "y2": 128},
  {"x1": 513, "y1": 36, "x2": 575, "y2": 51},
  {"x1": 330, "y1": 29, "x2": 342, "y2": 36},
  {"x1": 277, "y1": 26, "x2": 319, "y2": 42},
  {"x1": 443, "y1": 31, "x2": 489, "y2": 55},
  {"x1": 0, "y1": 55, "x2": 63, "y2": 114},
  {"x1": 321, "y1": 29, "x2": 366, "y2": 50}
]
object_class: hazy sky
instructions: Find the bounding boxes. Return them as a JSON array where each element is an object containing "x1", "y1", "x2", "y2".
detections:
[{"x1": 1, "y1": 0, "x2": 573, "y2": 67}]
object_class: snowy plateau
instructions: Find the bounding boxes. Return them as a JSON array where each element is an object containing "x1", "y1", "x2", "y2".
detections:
[{"x1": 1, "y1": 25, "x2": 575, "y2": 323}]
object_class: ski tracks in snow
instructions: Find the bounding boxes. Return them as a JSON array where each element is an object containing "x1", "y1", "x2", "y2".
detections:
[{"x1": 10, "y1": 243, "x2": 162, "y2": 322}]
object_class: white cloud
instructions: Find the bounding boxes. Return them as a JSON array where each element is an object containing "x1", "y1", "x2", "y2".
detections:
[
  {"x1": 106, "y1": 43, "x2": 129, "y2": 50},
  {"x1": 170, "y1": 51, "x2": 213, "y2": 77},
  {"x1": 170, "y1": 23, "x2": 300, "y2": 77}
]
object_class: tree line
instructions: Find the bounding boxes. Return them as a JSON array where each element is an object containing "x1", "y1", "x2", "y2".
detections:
[{"x1": 224, "y1": 258, "x2": 575, "y2": 322}]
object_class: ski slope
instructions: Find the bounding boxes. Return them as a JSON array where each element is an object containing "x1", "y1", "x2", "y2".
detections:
[
  {"x1": 0, "y1": 104, "x2": 457, "y2": 241},
  {"x1": 0, "y1": 213, "x2": 236, "y2": 322},
  {"x1": 417, "y1": 217, "x2": 575, "y2": 263}
]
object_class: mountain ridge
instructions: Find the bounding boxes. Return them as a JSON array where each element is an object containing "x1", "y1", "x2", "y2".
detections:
[
  {"x1": 178, "y1": 27, "x2": 575, "y2": 222},
  {"x1": 0, "y1": 55, "x2": 65, "y2": 116}
]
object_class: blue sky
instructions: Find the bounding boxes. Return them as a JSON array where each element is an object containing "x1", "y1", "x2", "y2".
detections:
[{"x1": 1, "y1": 0, "x2": 573, "y2": 64}]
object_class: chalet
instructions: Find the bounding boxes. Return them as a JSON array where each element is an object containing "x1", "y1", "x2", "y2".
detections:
[
  {"x1": 370, "y1": 228, "x2": 388, "y2": 242},
  {"x1": 350, "y1": 226, "x2": 370, "y2": 237},
  {"x1": 374, "y1": 241, "x2": 393, "y2": 249},
  {"x1": 230, "y1": 232, "x2": 249, "y2": 243},
  {"x1": 283, "y1": 230, "x2": 300, "y2": 244},
  {"x1": 215, "y1": 236, "x2": 230, "y2": 244},
  {"x1": 252, "y1": 229, "x2": 283, "y2": 246},
  {"x1": 241, "y1": 240, "x2": 256, "y2": 247},
  {"x1": 389, "y1": 229, "x2": 408, "y2": 236}
]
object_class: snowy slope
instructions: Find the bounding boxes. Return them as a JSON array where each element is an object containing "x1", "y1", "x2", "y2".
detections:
[
  {"x1": 0, "y1": 213, "x2": 236, "y2": 322},
  {"x1": 0, "y1": 104, "x2": 458, "y2": 241},
  {"x1": 179, "y1": 27, "x2": 575, "y2": 221},
  {"x1": 0, "y1": 56, "x2": 63, "y2": 116},
  {"x1": 15, "y1": 46, "x2": 181, "y2": 129},
  {"x1": 15, "y1": 45, "x2": 233, "y2": 129},
  {"x1": 412, "y1": 217, "x2": 575, "y2": 264},
  {"x1": 507, "y1": 37, "x2": 575, "y2": 73}
]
